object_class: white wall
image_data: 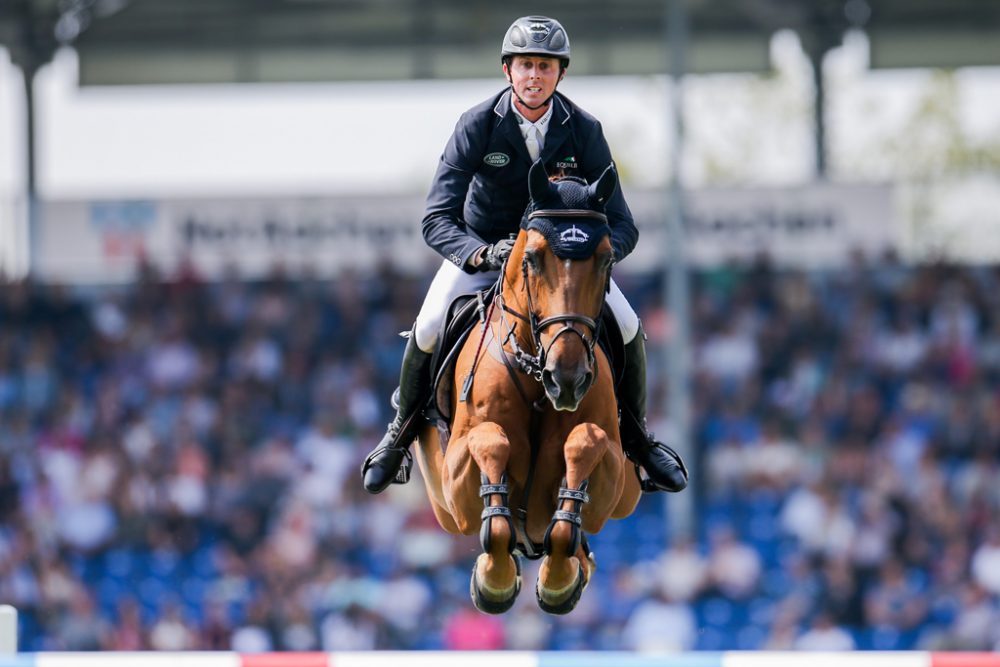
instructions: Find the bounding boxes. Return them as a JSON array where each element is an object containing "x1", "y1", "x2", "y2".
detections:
[{"x1": 0, "y1": 48, "x2": 28, "y2": 277}]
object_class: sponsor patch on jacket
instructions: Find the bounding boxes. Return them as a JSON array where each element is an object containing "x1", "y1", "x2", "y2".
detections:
[
  {"x1": 483, "y1": 152, "x2": 510, "y2": 167},
  {"x1": 554, "y1": 156, "x2": 578, "y2": 169}
]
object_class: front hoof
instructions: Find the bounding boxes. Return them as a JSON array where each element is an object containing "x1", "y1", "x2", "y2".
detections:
[
  {"x1": 470, "y1": 555, "x2": 521, "y2": 615},
  {"x1": 536, "y1": 560, "x2": 586, "y2": 615}
]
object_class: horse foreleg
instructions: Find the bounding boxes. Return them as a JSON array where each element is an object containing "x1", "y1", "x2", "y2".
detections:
[
  {"x1": 537, "y1": 423, "x2": 610, "y2": 614},
  {"x1": 414, "y1": 424, "x2": 461, "y2": 534},
  {"x1": 444, "y1": 421, "x2": 520, "y2": 613}
]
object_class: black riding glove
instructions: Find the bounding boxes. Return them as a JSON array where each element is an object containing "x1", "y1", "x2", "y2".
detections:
[{"x1": 482, "y1": 238, "x2": 515, "y2": 272}]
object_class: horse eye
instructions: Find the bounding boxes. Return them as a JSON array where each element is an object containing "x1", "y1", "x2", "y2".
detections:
[{"x1": 524, "y1": 250, "x2": 541, "y2": 272}]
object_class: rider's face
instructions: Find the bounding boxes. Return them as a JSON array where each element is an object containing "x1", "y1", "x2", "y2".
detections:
[{"x1": 504, "y1": 55, "x2": 563, "y2": 116}]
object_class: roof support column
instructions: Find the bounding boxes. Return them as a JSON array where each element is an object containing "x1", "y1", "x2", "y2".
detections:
[
  {"x1": 663, "y1": 0, "x2": 694, "y2": 541},
  {"x1": 800, "y1": 2, "x2": 846, "y2": 180},
  {"x1": 805, "y1": 40, "x2": 829, "y2": 179}
]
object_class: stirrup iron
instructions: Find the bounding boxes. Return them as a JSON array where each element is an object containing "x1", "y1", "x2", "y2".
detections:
[
  {"x1": 628, "y1": 439, "x2": 688, "y2": 493},
  {"x1": 361, "y1": 437, "x2": 413, "y2": 486}
]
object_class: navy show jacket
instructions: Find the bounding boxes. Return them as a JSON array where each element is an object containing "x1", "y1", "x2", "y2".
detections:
[{"x1": 422, "y1": 89, "x2": 638, "y2": 273}]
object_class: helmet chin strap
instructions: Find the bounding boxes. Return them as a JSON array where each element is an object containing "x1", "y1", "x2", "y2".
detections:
[
  {"x1": 507, "y1": 72, "x2": 561, "y2": 112},
  {"x1": 511, "y1": 86, "x2": 553, "y2": 111}
]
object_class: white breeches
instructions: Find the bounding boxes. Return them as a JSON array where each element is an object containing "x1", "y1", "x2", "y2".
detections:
[{"x1": 413, "y1": 259, "x2": 640, "y2": 353}]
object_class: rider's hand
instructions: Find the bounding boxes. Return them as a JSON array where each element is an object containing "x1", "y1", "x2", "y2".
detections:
[{"x1": 482, "y1": 238, "x2": 515, "y2": 272}]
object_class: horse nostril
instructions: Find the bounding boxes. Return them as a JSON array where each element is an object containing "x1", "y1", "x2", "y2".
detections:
[
  {"x1": 542, "y1": 369, "x2": 560, "y2": 398},
  {"x1": 575, "y1": 372, "x2": 593, "y2": 400}
]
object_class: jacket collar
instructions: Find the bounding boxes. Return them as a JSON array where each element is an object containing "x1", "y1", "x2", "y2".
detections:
[
  {"x1": 493, "y1": 89, "x2": 572, "y2": 123},
  {"x1": 540, "y1": 95, "x2": 572, "y2": 161},
  {"x1": 494, "y1": 90, "x2": 573, "y2": 163}
]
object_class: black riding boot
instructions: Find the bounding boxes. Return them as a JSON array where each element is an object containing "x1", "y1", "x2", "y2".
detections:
[
  {"x1": 361, "y1": 331, "x2": 433, "y2": 494},
  {"x1": 619, "y1": 328, "x2": 689, "y2": 493}
]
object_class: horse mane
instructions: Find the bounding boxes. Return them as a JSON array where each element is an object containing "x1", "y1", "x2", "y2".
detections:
[{"x1": 548, "y1": 171, "x2": 586, "y2": 184}]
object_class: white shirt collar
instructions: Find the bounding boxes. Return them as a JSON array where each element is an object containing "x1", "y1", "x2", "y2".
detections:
[{"x1": 511, "y1": 100, "x2": 554, "y2": 141}]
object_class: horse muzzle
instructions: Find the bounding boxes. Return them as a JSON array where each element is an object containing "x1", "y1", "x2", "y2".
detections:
[{"x1": 541, "y1": 364, "x2": 594, "y2": 412}]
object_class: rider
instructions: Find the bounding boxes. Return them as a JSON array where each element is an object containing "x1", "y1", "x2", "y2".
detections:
[{"x1": 362, "y1": 15, "x2": 688, "y2": 496}]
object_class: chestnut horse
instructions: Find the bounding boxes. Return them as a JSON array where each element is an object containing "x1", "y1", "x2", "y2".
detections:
[{"x1": 414, "y1": 161, "x2": 641, "y2": 614}]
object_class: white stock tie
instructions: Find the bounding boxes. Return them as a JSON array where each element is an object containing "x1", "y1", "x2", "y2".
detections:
[{"x1": 525, "y1": 125, "x2": 541, "y2": 162}]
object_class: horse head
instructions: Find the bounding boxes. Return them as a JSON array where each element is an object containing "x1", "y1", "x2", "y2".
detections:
[{"x1": 505, "y1": 160, "x2": 618, "y2": 412}]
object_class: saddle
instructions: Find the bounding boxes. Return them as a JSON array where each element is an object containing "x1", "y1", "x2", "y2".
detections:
[
  {"x1": 425, "y1": 283, "x2": 498, "y2": 429},
  {"x1": 420, "y1": 283, "x2": 626, "y2": 440}
]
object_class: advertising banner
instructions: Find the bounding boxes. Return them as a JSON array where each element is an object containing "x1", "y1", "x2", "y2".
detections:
[{"x1": 36, "y1": 184, "x2": 895, "y2": 283}]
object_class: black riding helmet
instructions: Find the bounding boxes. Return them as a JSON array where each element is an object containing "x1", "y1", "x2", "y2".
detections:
[
  {"x1": 501, "y1": 16, "x2": 571, "y2": 110},
  {"x1": 501, "y1": 16, "x2": 571, "y2": 66}
]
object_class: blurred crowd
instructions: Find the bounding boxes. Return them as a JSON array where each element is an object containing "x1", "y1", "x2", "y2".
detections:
[{"x1": 1, "y1": 252, "x2": 999, "y2": 652}]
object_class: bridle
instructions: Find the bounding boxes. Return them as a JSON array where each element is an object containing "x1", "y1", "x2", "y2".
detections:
[{"x1": 498, "y1": 208, "x2": 610, "y2": 385}]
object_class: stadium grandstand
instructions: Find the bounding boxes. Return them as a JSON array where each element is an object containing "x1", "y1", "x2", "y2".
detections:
[{"x1": 3, "y1": 252, "x2": 1000, "y2": 651}]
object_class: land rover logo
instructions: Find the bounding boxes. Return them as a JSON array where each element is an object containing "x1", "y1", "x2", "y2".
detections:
[{"x1": 483, "y1": 152, "x2": 510, "y2": 167}]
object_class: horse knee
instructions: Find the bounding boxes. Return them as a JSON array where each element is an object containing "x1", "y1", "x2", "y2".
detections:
[
  {"x1": 563, "y1": 424, "x2": 617, "y2": 533},
  {"x1": 564, "y1": 423, "x2": 609, "y2": 470},
  {"x1": 467, "y1": 422, "x2": 511, "y2": 473}
]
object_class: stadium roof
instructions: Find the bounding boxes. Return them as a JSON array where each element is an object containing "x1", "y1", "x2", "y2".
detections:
[
  {"x1": 3, "y1": 0, "x2": 1000, "y2": 85},
  {"x1": 1, "y1": 0, "x2": 998, "y2": 186}
]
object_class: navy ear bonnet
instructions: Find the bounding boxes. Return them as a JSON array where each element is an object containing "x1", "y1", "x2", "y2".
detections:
[{"x1": 521, "y1": 176, "x2": 611, "y2": 260}]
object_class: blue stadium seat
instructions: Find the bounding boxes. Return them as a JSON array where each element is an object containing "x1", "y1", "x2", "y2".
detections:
[
  {"x1": 736, "y1": 624, "x2": 767, "y2": 649},
  {"x1": 103, "y1": 547, "x2": 136, "y2": 579},
  {"x1": 137, "y1": 576, "x2": 168, "y2": 612},
  {"x1": 698, "y1": 596, "x2": 735, "y2": 626},
  {"x1": 696, "y1": 625, "x2": 728, "y2": 651}
]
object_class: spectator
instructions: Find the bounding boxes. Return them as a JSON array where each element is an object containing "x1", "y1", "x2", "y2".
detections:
[
  {"x1": 656, "y1": 535, "x2": 709, "y2": 603},
  {"x1": 442, "y1": 606, "x2": 505, "y2": 650},
  {"x1": 621, "y1": 585, "x2": 697, "y2": 651},
  {"x1": 148, "y1": 601, "x2": 195, "y2": 651},
  {"x1": 705, "y1": 526, "x2": 762, "y2": 600},
  {"x1": 319, "y1": 604, "x2": 380, "y2": 650},
  {"x1": 864, "y1": 559, "x2": 929, "y2": 633},
  {"x1": 943, "y1": 584, "x2": 1000, "y2": 650},
  {"x1": 793, "y1": 610, "x2": 856, "y2": 651},
  {"x1": 107, "y1": 598, "x2": 147, "y2": 650},
  {"x1": 970, "y1": 529, "x2": 1000, "y2": 595}
]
